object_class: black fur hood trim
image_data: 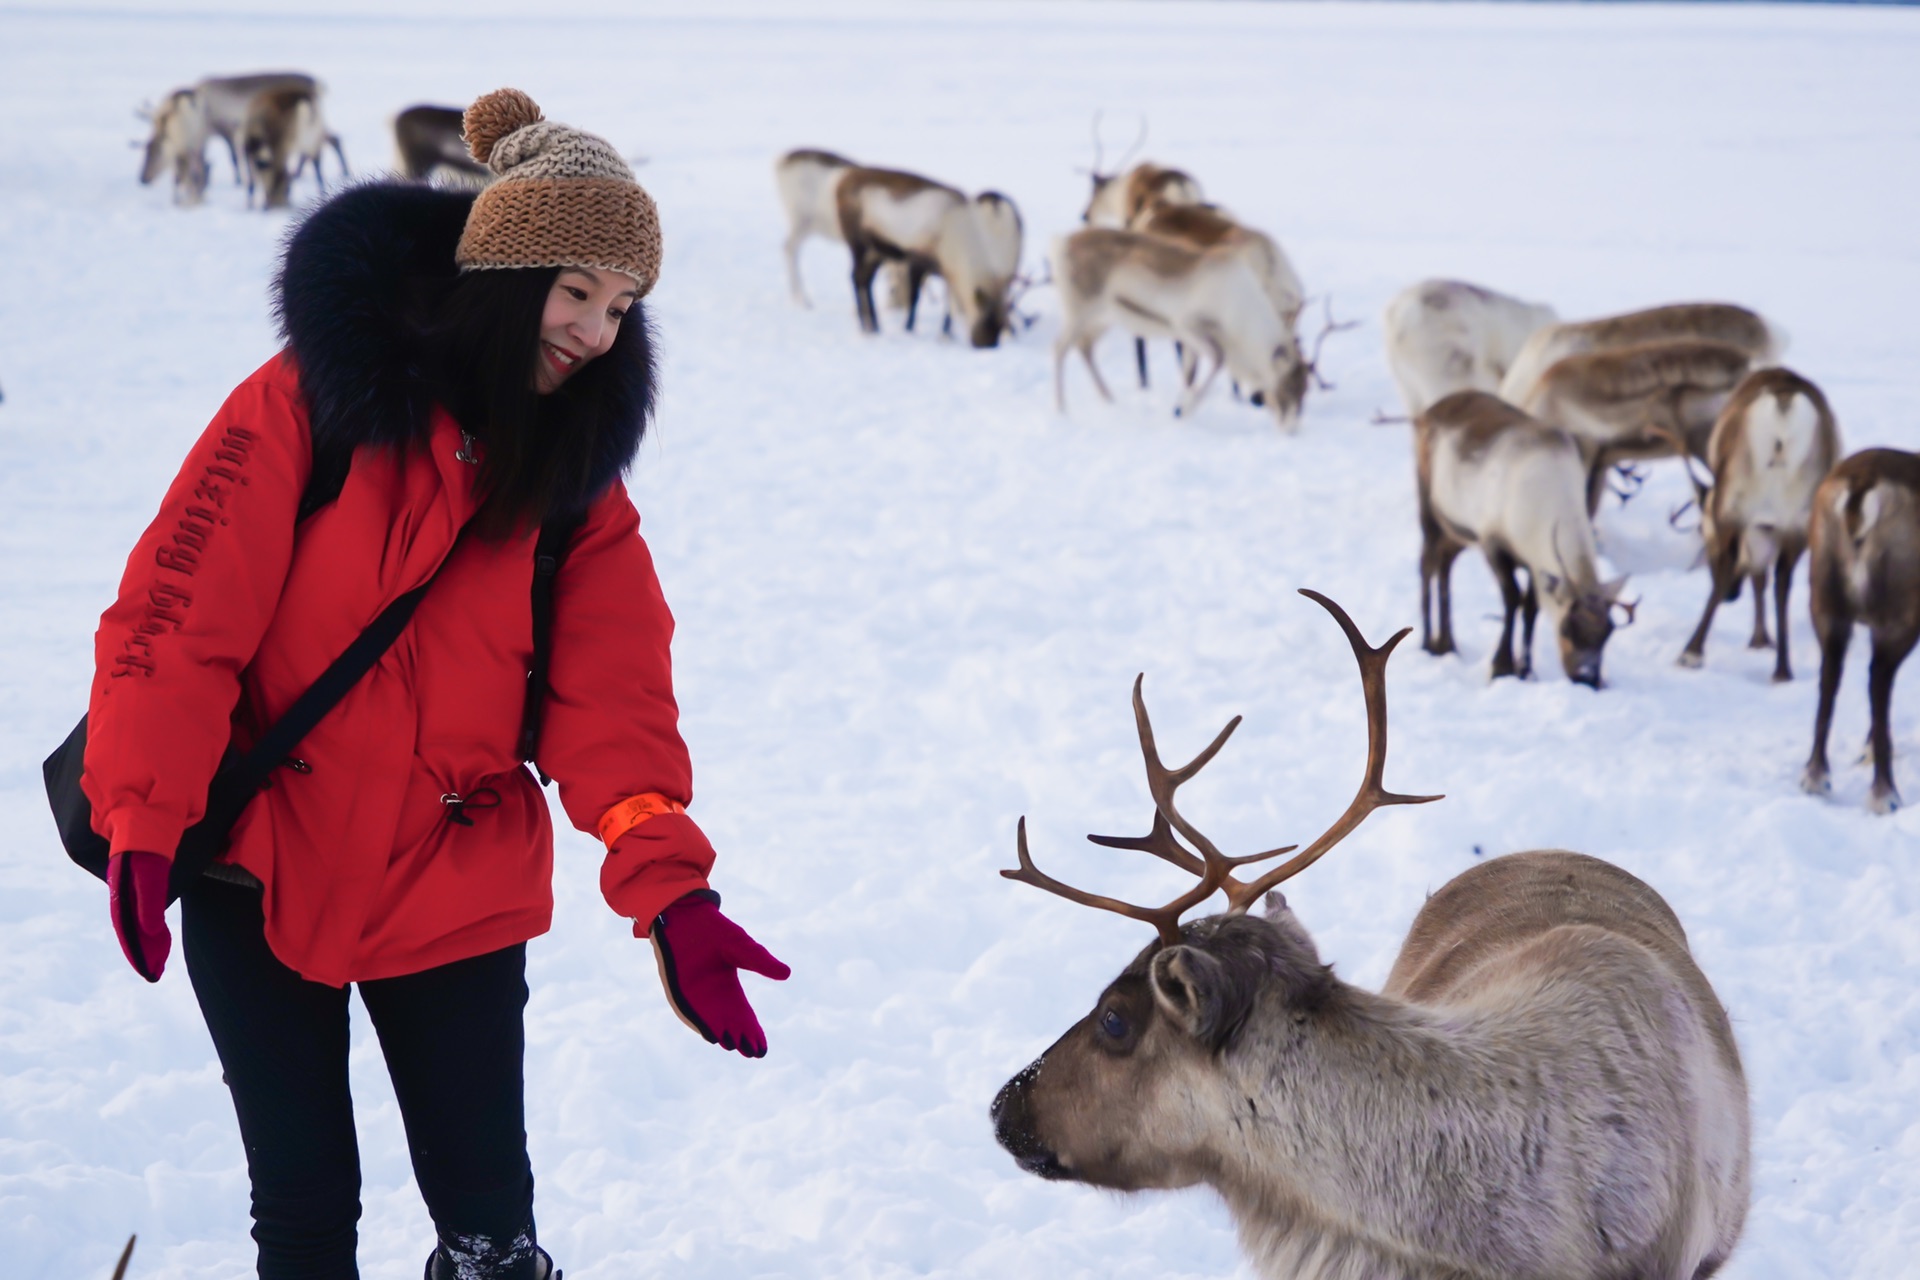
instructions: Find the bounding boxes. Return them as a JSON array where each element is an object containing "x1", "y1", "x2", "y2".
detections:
[{"x1": 272, "y1": 180, "x2": 654, "y2": 505}]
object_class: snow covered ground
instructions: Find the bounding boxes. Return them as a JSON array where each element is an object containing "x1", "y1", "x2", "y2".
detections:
[{"x1": 3, "y1": 1, "x2": 1918, "y2": 1276}]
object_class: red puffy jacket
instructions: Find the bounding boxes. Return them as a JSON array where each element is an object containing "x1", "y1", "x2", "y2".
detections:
[{"x1": 83, "y1": 345, "x2": 715, "y2": 986}]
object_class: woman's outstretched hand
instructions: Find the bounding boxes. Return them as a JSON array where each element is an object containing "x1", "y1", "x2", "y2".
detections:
[
  {"x1": 649, "y1": 891, "x2": 789, "y2": 1057},
  {"x1": 109, "y1": 850, "x2": 172, "y2": 982}
]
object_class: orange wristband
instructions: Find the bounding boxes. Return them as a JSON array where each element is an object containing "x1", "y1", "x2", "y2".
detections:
[{"x1": 598, "y1": 792, "x2": 686, "y2": 849}]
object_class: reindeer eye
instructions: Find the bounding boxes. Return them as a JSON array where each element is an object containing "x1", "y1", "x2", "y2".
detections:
[{"x1": 1100, "y1": 1008, "x2": 1130, "y2": 1040}]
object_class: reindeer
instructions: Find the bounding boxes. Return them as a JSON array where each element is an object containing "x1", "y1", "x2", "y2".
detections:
[
  {"x1": 1128, "y1": 198, "x2": 1305, "y2": 401},
  {"x1": 1417, "y1": 391, "x2": 1632, "y2": 687},
  {"x1": 1381, "y1": 279, "x2": 1558, "y2": 419},
  {"x1": 835, "y1": 166, "x2": 1013, "y2": 348},
  {"x1": 775, "y1": 148, "x2": 856, "y2": 307},
  {"x1": 1672, "y1": 369, "x2": 1842, "y2": 679},
  {"x1": 394, "y1": 104, "x2": 489, "y2": 186},
  {"x1": 137, "y1": 88, "x2": 210, "y2": 206},
  {"x1": 1051, "y1": 229, "x2": 1343, "y2": 432},
  {"x1": 1801, "y1": 448, "x2": 1920, "y2": 814},
  {"x1": 241, "y1": 85, "x2": 345, "y2": 210},
  {"x1": 992, "y1": 591, "x2": 1750, "y2": 1280},
  {"x1": 889, "y1": 190, "x2": 1027, "y2": 337},
  {"x1": 173, "y1": 73, "x2": 334, "y2": 195},
  {"x1": 1516, "y1": 339, "x2": 1756, "y2": 513},
  {"x1": 1499, "y1": 302, "x2": 1783, "y2": 407}
]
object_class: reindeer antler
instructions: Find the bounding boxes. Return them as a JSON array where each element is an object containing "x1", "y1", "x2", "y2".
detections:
[
  {"x1": 1303, "y1": 299, "x2": 1360, "y2": 391},
  {"x1": 1002, "y1": 591, "x2": 1442, "y2": 944}
]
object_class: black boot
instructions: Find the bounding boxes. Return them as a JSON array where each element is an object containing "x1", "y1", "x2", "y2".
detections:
[{"x1": 422, "y1": 1228, "x2": 558, "y2": 1280}]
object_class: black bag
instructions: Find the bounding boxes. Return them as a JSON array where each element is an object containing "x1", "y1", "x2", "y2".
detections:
[{"x1": 44, "y1": 502, "x2": 585, "y2": 906}]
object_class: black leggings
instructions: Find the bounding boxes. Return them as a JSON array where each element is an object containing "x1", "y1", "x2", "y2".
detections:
[{"x1": 182, "y1": 878, "x2": 535, "y2": 1279}]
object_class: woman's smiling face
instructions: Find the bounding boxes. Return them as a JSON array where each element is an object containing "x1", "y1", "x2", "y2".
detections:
[{"x1": 534, "y1": 266, "x2": 641, "y2": 393}]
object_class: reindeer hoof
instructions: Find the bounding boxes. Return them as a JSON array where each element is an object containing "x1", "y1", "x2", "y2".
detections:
[
  {"x1": 1868, "y1": 784, "x2": 1902, "y2": 816},
  {"x1": 1772, "y1": 667, "x2": 1793, "y2": 684},
  {"x1": 1748, "y1": 635, "x2": 1773, "y2": 651},
  {"x1": 1677, "y1": 650, "x2": 1704, "y2": 669},
  {"x1": 1800, "y1": 765, "x2": 1831, "y2": 796}
]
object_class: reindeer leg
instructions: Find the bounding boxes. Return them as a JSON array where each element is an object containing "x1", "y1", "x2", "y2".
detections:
[
  {"x1": 1174, "y1": 341, "x2": 1225, "y2": 419},
  {"x1": 1680, "y1": 535, "x2": 1736, "y2": 668},
  {"x1": 1487, "y1": 549, "x2": 1522, "y2": 680},
  {"x1": 1772, "y1": 541, "x2": 1802, "y2": 683},
  {"x1": 851, "y1": 243, "x2": 882, "y2": 335},
  {"x1": 784, "y1": 231, "x2": 812, "y2": 307},
  {"x1": 1135, "y1": 337, "x2": 1150, "y2": 389},
  {"x1": 1801, "y1": 599, "x2": 1851, "y2": 795},
  {"x1": 328, "y1": 132, "x2": 349, "y2": 177},
  {"x1": 1081, "y1": 343, "x2": 1115, "y2": 404},
  {"x1": 1866, "y1": 628, "x2": 1916, "y2": 814},
  {"x1": 1748, "y1": 569, "x2": 1772, "y2": 649},
  {"x1": 903, "y1": 261, "x2": 930, "y2": 333},
  {"x1": 1435, "y1": 544, "x2": 1460, "y2": 655},
  {"x1": 1518, "y1": 571, "x2": 1540, "y2": 680}
]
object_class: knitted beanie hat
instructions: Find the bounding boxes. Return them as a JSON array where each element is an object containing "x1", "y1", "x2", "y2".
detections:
[{"x1": 455, "y1": 88, "x2": 662, "y2": 296}]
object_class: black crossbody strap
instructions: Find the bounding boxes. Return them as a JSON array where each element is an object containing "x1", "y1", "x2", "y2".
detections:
[
  {"x1": 227, "y1": 580, "x2": 434, "y2": 793},
  {"x1": 518, "y1": 509, "x2": 587, "y2": 771}
]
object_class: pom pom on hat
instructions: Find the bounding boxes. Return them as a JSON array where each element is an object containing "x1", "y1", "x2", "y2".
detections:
[{"x1": 463, "y1": 88, "x2": 543, "y2": 166}]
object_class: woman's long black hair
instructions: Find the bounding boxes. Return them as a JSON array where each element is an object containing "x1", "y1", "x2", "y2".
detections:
[{"x1": 410, "y1": 266, "x2": 655, "y2": 539}]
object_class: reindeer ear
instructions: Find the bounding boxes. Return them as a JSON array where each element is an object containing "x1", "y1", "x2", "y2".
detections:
[
  {"x1": 1601, "y1": 575, "x2": 1629, "y2": 600},
  {"x1": 1150, "y1": 944, "x2": 1259, "y2": 1047}
]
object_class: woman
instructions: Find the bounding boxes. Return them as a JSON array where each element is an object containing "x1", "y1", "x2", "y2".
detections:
[{"x1": 83, "y1": 89, "x2": 787, "y2": 1279}]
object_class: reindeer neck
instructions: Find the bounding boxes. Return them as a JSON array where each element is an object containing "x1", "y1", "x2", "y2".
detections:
[{"x1": 1212, "y1": 983, "x2": 1557, "y2": 1279}]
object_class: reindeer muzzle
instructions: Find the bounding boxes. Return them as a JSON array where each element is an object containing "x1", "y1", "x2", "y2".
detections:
[{"x1": 991, "y1": 1070, "x2": 1072, "y2": 1180}]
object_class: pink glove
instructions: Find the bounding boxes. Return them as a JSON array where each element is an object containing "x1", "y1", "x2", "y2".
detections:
[
  {"x1": 109, "y1": 850, "x2": 173, "y2": 982},
  {"x1": 649, "y1": 891, "x2": 789, "y2": 1057}
]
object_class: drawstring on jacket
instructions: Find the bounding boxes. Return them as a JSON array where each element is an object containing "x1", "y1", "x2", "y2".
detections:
[{"x1": 440, "y1": 787, "x2": 502, "y2": 827}]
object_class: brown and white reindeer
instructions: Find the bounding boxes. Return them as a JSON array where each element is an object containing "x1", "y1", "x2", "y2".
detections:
[
  {"x1": 1516, "y1": 339, "x2": 1757, "y2": 513},
  {"x1": 834, "y1": 165, "x2": 1014, "y2": 348},
  {"x1": 1672, "y1": 368, "x2": 1842, "y2": 679},
  {"x1": 775, "y1": 148, "x2": 856, "y2": 307},
  {"x1": 1801, "y1": 448, "x2": 1920, "y2": 814},
  {"x1": 1128, "y1": 197, "x2": 1306, "y2": 403},
  {"x1": 137, "y1": 89, "x2": 210, "y2": 206},
  {"x1": 1050, "y1": 228, "x2": 1338, "y2": 432},
  {"x1": 1381, "y1": 279, "x2": 1559, "y2": 420},
  {"x1": 992, "y1": 590, "x2": 1750, "y2": 1280},
  {"x1": 1498, "y1": 302, "x2": 1784, "y2": 407},
  {"x1": 241, "y1": 84, "x2": 346, "y2": 210},
  {"x1": 394, "y1": 104, "x2": 490, "y2": 186},
  {"x1": 1417, "y1": 390, "x2": 1632, "y2": 687},
  {"x1": 890, "y1": 190, "x2": 1027, "y2": 337},
  {"x1": 1082, "y1": 161, "x2": 1204, "y2": 229}
]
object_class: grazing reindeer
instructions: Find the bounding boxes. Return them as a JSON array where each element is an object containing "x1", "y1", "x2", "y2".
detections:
[
  {"x1": 1051, "y1": 228, "x2": 1337, "y2": 431},
  {"x1": 1381, "y1": 279, "x2": 1558, "y2": 419},
  {"x1": 1517, "y1": 339, "x2": 1756, "y2": 513},
  {"x1": 394, "y1": 104, "x2": 489, "y2": 186},
  {"x1": 835, "y1": 166, "x2": 1013, "y2": 348},
  {"x1": 890, "y1": 190, "x2": 1027, "y2": 336},
  {"x1": 183, "y1": 72, "x2": 329, "y2": 193},
  {"x1": 1417, "y1": 391, "x2": 1632, "y2": 687},
  {"x1": 1499, "y1": 302, "x2": 1783, "y2": 407},
  {"x1": 775, "y1": 147, "x2": 856, "y2": 307},
  {"x1": 1801, "y1": 448, "x2": 1920, "y2": 814},
  {"x1": 992, "y1": 591, "x2": 1750, "y2": 1280},
  {"x1": 1084, "y1": 162, "x2": 1204, "y2": 229},
  {"x1": 137, "y1": 89, "x2": 210, "y2": 206},
  {"x1": 1128, "y1": 197, "x2": 1306, "y2": 400},
  {"x1": 1674, "y1": 369, "x2": 1842, "y2": 678},
  {"x1": 241, "y1": 85, "x2": 345, "y2": 209}
]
